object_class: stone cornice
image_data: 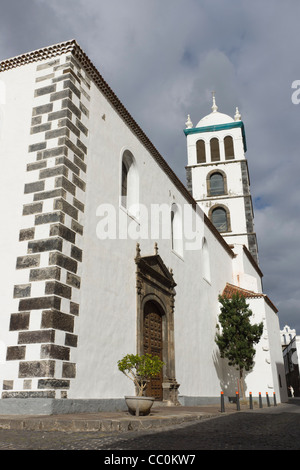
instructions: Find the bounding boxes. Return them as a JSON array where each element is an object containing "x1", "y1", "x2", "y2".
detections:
[{"x1": 0, "y1": 40, "x2": 76, "y2": 71}]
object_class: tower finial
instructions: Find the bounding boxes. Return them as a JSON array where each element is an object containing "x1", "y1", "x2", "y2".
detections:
[
  {"x1": 234, "y1": 107, "x2": 241, "y2": 121},
  {"x1": 211, "y1": 91, "x2": 218, "y2": 113},
  {"x1": 185, "y1": 114, "x2": 193, "y2": 128}
]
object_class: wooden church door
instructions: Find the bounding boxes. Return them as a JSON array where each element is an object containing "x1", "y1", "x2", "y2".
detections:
[{"x1": 143, "y1": 301, "x2": 163, "y2": 400}]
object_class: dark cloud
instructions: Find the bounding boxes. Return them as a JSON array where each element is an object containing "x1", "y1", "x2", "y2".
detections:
[{"x1": 1, "y1": 0, "x2": 299, "y2": 332}]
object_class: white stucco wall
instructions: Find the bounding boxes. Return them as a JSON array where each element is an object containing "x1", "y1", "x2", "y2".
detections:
[
  {"x1": 231, "y1": 244, "x2": 263, "y2": 293},
  {"x1": 0, "y1": 63, "x2": 37, "y2": 384},
  {"x1": 191, "y1": 161, "x2": 245, "y2": 202},
  {"x1": 0, "y1": 49, "x2": 285, "y2": 406},
  {"x1": 245, "y1": 298, "x2": 287, "y2": 402},
  {"x1": 69, "y1": 79, "x2": 236, "y2": 400},
  {"x1": 217, "y1": 296, "x2": 287, "y2": 403}
]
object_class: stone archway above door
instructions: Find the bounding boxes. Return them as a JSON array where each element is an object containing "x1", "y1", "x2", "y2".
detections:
[{"x1": 135, "y1": 243, "x2": 180, "y2": 405}]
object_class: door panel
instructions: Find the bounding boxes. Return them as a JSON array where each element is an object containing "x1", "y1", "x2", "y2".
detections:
[{"x1": 143, "y1": 301, "x2": 163, "y2": 400}]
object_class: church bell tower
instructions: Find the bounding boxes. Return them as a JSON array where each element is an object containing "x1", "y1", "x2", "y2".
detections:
[{"x1": 184, "y1": 94, "x2": 259, "y2": 264}]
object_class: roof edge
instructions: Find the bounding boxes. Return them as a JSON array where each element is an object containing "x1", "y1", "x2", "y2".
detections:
[
  {"x1": 222, "y1": 283, "x2": 278, "y2": 313},
  {"x1": 0, "y1": 39, "x2": 78, "y2": 71},
  {"x1": 0, "y1": 40, "x2": 235, "y2": 259}
]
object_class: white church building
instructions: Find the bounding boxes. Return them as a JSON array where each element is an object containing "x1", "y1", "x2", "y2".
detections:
[{"x1": 0, "y1": 40, "x2": 287, "y2": 414}]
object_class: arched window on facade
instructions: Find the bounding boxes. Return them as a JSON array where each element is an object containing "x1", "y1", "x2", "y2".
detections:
[
  {"x1": 121, "y1": 150, "x2": 139, "y2": 216},
  {"x1": 171, "y1": 203, "x2": 183, "y2": 257},
  {"x1": 211, "y1": 206, "x2": 230, "y2": 233},
  {"x1": 210, "y1": 138, "x2": 220, "y2": 162},
  {"x1": 224, "y1": 136, "x2": 235, "y2": 160},
  {"x1": 209, "y1": 172, "x2": 225, "y2": 196},
  {"x1": 196, "y1": 139, "x2": 206, "y2": 163}
]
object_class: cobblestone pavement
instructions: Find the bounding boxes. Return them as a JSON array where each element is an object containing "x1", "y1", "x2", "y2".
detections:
[{"x1": 0, "y1": 404, "x2": 299, "y2": 451}]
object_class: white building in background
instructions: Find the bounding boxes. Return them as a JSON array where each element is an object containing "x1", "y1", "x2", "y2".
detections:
[
  {"x1": 281, "y1": 325, "x2": 297, "y2": 347},
  {"x1": 280, "y1": 325, "x2": 300, "y2": 397},
  {"x1": 0, "y1": 40, "x2": 287, "y2": 414}
]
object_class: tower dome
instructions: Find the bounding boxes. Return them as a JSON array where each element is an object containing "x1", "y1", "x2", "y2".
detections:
[{"x1": 196, "y1": 94, "x2": 235, "y2": 127}]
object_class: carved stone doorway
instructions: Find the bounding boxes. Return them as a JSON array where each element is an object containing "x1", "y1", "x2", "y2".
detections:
[{"x1": 135, "y1": 243, "x2": 180, "y2": 405}]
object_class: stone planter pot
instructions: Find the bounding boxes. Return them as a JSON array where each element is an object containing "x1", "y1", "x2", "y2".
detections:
[{"x1": 125, "y1": 396, "x2": 155, "y2": 416}]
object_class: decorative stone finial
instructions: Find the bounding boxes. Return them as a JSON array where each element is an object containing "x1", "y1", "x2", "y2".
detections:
[
  {"x1": 211, "y1": 91, "x2": 218, "y2": 113},
  {"x1": 234, "y1": 107, "x2": 241, "y2": 121},
  {"x1": 154, "y1": 242, "x2": 158, "y2": 255},
  {"x1": 185, "y1": 114, "x2": 193, "y2": 129}
]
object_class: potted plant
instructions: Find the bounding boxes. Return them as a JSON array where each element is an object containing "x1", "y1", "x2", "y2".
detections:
[{"x1": 117, "y1": 353, "x2": 164, "y2": 416}]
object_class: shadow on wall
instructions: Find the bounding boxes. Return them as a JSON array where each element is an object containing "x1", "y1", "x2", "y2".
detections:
[
  {"x1": 212, "y1": 349, "x2": 251, "y2": 397},
  {"x1": 276, "y1": 361, "x2": 289, "y2": 403}
]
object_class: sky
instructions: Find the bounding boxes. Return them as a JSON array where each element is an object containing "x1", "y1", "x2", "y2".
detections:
[{"x1": 0, "y1": 0, "x2": 300, "y2": 333}]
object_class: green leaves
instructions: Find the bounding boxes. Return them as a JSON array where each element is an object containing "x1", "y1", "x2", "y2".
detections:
[
  {"x1": 118, "y1": 353, "x2": 164, "y2": 378},
  {"x1": 118, "y1": 353, "x2": 164, "y2": 396},
  {"x1": 215, "y1": 292, "x2": 263, "y2": 374}
]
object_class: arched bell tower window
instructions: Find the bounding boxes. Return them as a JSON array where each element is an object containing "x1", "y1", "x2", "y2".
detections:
[
  {"x1": 209, "y1": 172, "x2": 225, "y2": 196},
  {"x1": 121, "y1": 150, "x2": 139, "y2": 216},
  {"x1": 210, "y1": 138, "x2": 220, "y2": 162},
  {"x1": 224, "y1": 136, "x2": 235, "y2": 160},
  {"x1": 209, "y1": 205, "x2": 231, "y2": 233},
  {"x1": 206, "y1": 170, "x2": 228, "y2": 197},
  {"x1": 196, "y1": 139, "x2": 206, "y2": 163}
]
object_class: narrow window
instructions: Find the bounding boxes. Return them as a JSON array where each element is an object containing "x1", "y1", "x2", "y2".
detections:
[
  {"x1": 210, "y1": 138, "x2": 220, "y2": 161},
  {"x1": 121, "y1": 161, "x2": 128, "y2": 202},
  {"x1": 211, "y1": 207, "x2": 228, "y2": 232},
  {"x1": 210, "y1": 172, "x2": 225, "y2": 196},
  {"x1": 224, "y1": 136, "x2": 235, "y2": 160},
  {"x1": 196, "y1": 139, "x2": 206, "y2": 163},
  {"x1": 121, "y1": 150, "x2": 139, "y2": 216},
  {"x1": 171, "y1": 204, "x2": 183, "y2": 257}
]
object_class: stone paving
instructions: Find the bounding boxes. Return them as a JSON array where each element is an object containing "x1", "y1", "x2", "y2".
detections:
[
  {"x1": 0, "y1": 401, "x2": 299, "y2": 450},
  {"x1": 0, "y1": 403, "x2": 231, "y2": 432}
]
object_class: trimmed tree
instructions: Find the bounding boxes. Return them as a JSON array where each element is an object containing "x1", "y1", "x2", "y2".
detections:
[
  {"x1": 215, "y1": 292, "x2": 263, "y2": 398},
  {"x1": 118, "y1": 353, "x2": 164, "y2": 397}
]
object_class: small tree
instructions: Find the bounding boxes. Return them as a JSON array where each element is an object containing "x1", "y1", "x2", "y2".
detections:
[
  {"x1": 118, "y1": 353, "x2": 164, "y2": 397},
  {"x1": 215, "y1": 292, "x2": 263, "y2": 398}
]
